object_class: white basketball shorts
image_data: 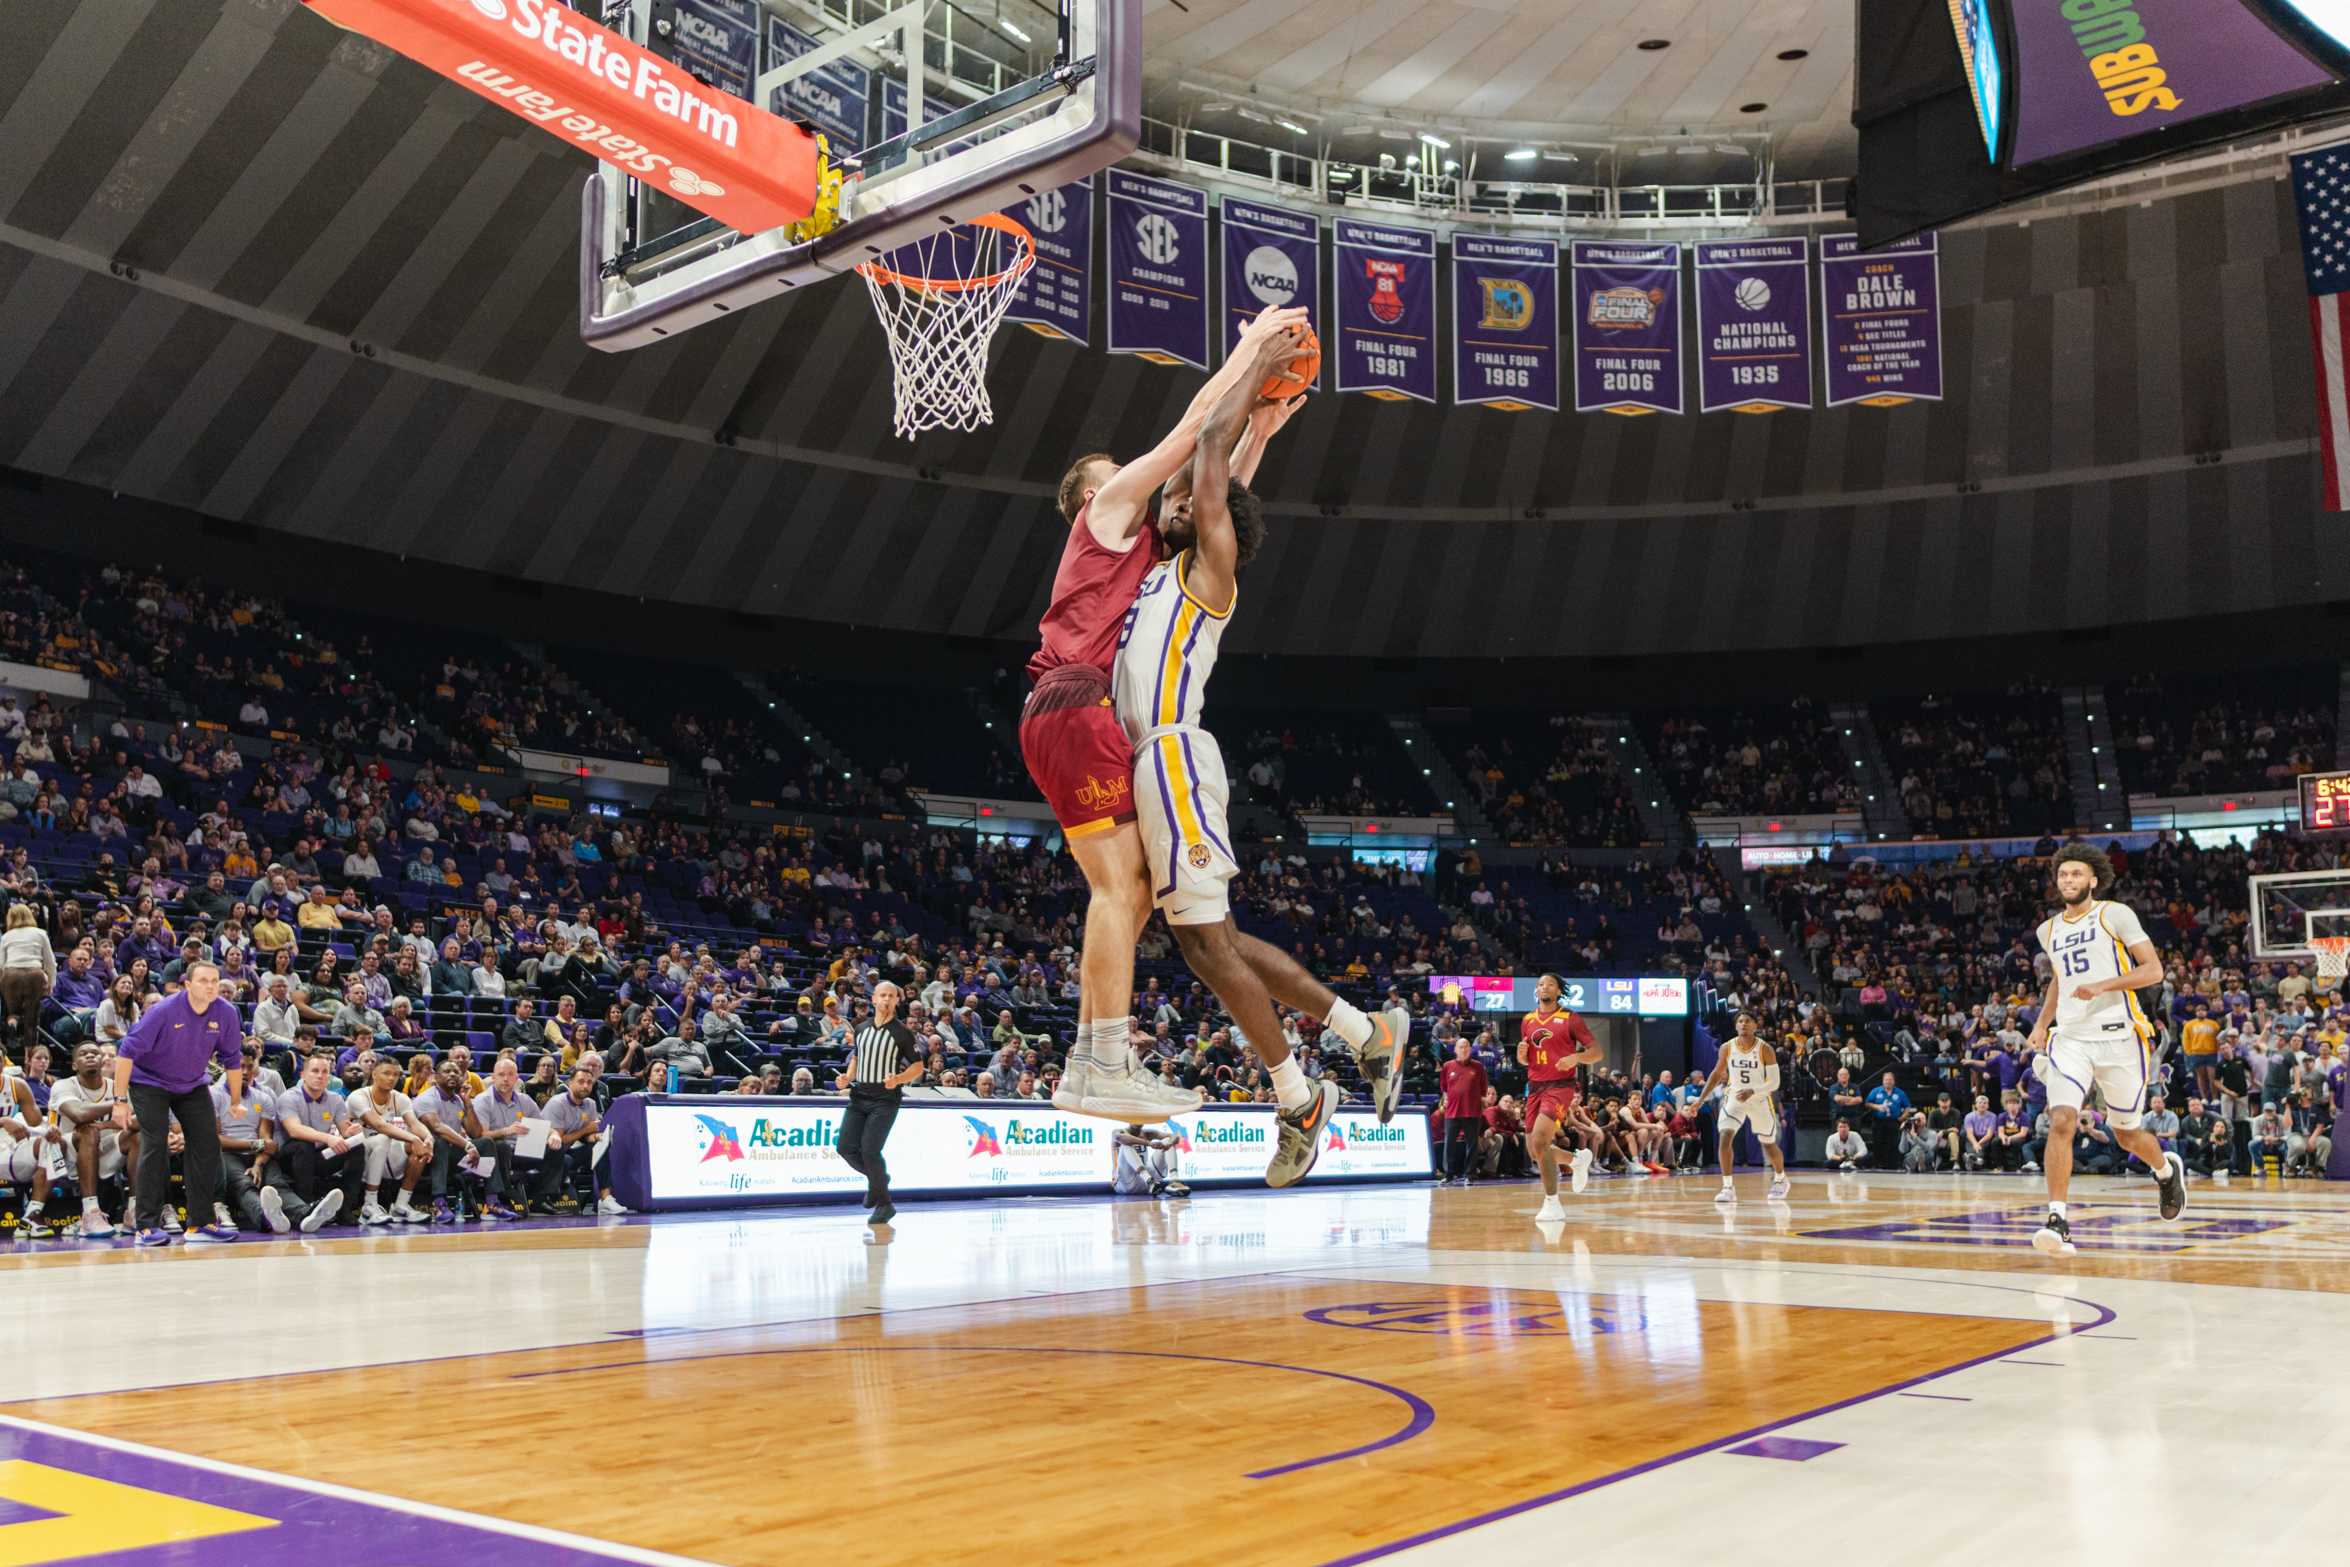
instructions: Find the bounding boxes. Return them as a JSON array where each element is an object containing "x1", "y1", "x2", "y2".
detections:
[
  {"x1": 1132, "y1": 725, "x2": 1238, "y2": 927},
  {"x1": 1717, "y1": 1093, "x2": 1779, "y2": 1142},
  {"x1": 2045, "y1": 1027, "x2": 2153, "y2": 1130}
]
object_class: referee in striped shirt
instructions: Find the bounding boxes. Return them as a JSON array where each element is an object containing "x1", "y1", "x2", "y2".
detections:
[{"x1": 835, "y1": 981, "x2": 922, "y2": 1226}]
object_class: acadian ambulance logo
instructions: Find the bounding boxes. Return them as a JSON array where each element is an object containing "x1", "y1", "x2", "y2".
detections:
[
  {"x1": 743, "y1": 1116, "x2": 836, "y2": 1160},
  {"x1": 1165, "y1": 1116, "x2": 1270, "y2": 1153},
  {"x1": 963, "y1": 1115, "x2": 1097, "y2": 1159},
  {"x1": 1326, "y1": 1118, "x2": 1407, "y2": 1152}
]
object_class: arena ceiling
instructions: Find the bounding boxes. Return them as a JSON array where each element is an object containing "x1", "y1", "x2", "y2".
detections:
[{"x1": 0, "y1": 0, "x2": 2341, "y2": 658}]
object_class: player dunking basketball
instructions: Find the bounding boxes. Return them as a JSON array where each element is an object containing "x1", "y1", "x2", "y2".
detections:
[
  {"x1": 1700, "y1": 1012, "x2": 1789, "y2": 1205},
  {"x1": 1108, "y1": 325, "x2": 1410, "y2": 1186},
  {"x1": 2027, "y1": 844, "x2": 2186, "y2": 1256},
  {"x1": 1025, "y1": 304, "x2": 1307, "y2": 1124},
  {"x1": 1520, "y1": 974, "x2": 1601, "y2": 1222}
]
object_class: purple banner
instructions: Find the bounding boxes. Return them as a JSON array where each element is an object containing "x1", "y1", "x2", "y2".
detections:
[
  {"x1": 2008, "y1": 0, "x2": 2333, "y2": 167},
  {"x1": 671, "y1": 0, "x2": 759, "y2": 102},
  {"x1": 1005, "y1": 176, "x2": 1093, "y2": 345},
  {"x1": 1221, "y1": 196, "x2": 1321, "y2": 369},
  {"x1": 1333, "y1": 217, "x2": 1438, "y2": 404},
  {"x1": 1694, "y1": 238, "x2": 1814, "y2": 414},
  {"x1": 1821, "y1": 233, "x2": 1945, "y2": 408},
  {"x1": 1452, "y1": 232, "x2": 1558, "y2": 413},
  {"x1": 1106, "y1": 170, "x2": 1211, "y2": 370},
  {"x1": 1571, "y1": 240, "x2": 1682, "y2": 416},
  {"x1": 766, "y1": 17, "x2": 870, "y2": 153}
]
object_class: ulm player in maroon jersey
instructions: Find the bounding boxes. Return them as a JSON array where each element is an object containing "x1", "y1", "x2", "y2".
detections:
[{"x1": 1520, "y1": 973, "x2": 1603, "y2": 1222}]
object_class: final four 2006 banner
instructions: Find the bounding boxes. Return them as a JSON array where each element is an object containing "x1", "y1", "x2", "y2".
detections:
[
  {"x1": 1333, "y1": 217, "x2": 1438, "y2": 403},
  {"x1": 1571, "y1": 241, "x2": 1683, "y2": 416}
]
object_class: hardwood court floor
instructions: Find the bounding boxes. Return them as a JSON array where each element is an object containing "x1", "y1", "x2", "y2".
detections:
[{"x1": 1, "y1": 1169, "x2": 2345, "y2": 1566}]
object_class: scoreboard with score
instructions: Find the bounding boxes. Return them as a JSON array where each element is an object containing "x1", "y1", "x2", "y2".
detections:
[
  {"x1": 2301, "y1": 770, "x2": 2350, "y2": 834},
  {"x1": 1427, "y1": 975, "x2": 1691, "y2": 1017}
]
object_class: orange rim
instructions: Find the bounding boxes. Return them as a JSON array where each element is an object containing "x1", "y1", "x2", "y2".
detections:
[{"x1": 855, "y1": 212, "x2": 1036, "y2": 294}]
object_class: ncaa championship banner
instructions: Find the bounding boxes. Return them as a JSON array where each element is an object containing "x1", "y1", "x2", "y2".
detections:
[
  {"x1": 1221, "y1": 196, "x2": 1321, "y2": 370},
  {"x1": 1820, "y1": 233, "x2": 1945, "y2": 408},
  {"x1": 766, "y1": 16, "x2": 870, "y2": 153},
  {"x1": 620, "y1": 1097, "x2": 1433, "y2": 1207},
  {"x1": 1452, "y1": 232, "x2": 1559, "y2": 413},
  {"x1": 1106, "y1": 170, "x2": 1212, "y2": 369},
  {"x1": 1571, "y1": 240, "x2": 1683, "y2": 416},
  {"x1": 1694, "y1": 238, "x2": 1814, "y2": 414},
  {"x1": 669, "y1": 0, "x2": 759, "y2": 102},
  {"x1": 1004, "y1": 176, "x2": 1094, "y2": 344},
  {"x1": 1333, "y1": 217, "x2": 1439, "y2": 403}
]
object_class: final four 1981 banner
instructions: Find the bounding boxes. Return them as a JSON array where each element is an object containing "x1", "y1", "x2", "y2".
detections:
[
  {"x1": 1694, "y1": 238, "x2": 1813, "y2": 414},
  {"x1": 1571, "y1": 240, "x2": 1682, "y2": 416},
  {"x1": 1453, "y1": 233, "x2": 1558, "y2": 413},
  {"x1": 1107, "y1": 170, "x2": 1211, "y2": 369},
  {"x1": 1333, "y1": 217, "x2": 1438, "y2": 403}
]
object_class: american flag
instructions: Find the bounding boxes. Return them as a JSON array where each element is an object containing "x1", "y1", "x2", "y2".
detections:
[{"x1": 2291, "y1": 147, "x2": 2350, "y2": 510}]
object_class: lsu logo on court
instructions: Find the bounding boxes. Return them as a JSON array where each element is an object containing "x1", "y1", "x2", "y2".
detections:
[
  {"x1": 1587, "y1": 285, "x2": 1663, "y2": 331},
  {"x1": 1477, "y1": 277, "x2": 1533, "y2": 331},
  {"x1": 1073, "y1": 774, "x2": 1130, "y2": 812}
]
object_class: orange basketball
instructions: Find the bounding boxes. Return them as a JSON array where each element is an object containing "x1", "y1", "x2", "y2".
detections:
[{"x1": 1261, "y1": 328, "x2": 1319, "y2": 401}]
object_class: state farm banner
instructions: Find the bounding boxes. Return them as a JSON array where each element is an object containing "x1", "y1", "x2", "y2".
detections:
[
  {"x1": 1694, "y1": 238, "x2": 1814, "y2": 414},
  {"x1": 1820, "y1": 233, "x2": 1945, "y2": 408},
  {"x1": 1221, "y1": 196, "x2": 1321, "y2": 367},
  {"x1": 1452, "y1": 232, "x2": 1558, "y2": 413},
  {"x1": 1571, "y1": 240, "x2": 1682, "y2": 416},
  {"x1": 1332, "y1": 217, "x2": 1438, "y2": 403},
  {"x1": 1004, "y1": 177, "x2": 1094, "y2": 344},
  {"x1": 765, "y1": 15, "x2": 869, "y2": 153},
  {"x1": 669, "y1": 0, "x2": 758, "y2": 102},
  {"x1": 1106, "y1": 170, "x2": 1211, "y2": 369},
  {"x1": 299, "y1": 0, "x2": 817, "y2": 235}
]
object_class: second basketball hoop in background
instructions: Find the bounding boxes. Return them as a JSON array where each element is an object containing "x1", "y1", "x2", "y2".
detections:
[{"x1": 858, "y1": 213, "x2": 1036, "y2": 440}]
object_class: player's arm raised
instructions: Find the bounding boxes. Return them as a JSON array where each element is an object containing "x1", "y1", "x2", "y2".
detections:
[
  {"x1": 1231, "y1": 389, "x2": 1306, "y2": 486},
  {"x1": 1184, "y1": 328, "x2": 1301, "y2": 611},
  {"x1": 1087, "y1": 305, "x2": 1307, "y2": 544}
]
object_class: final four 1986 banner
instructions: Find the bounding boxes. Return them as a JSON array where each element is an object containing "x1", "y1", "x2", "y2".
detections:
[
  {"x1": 1571, "y1": 240, "x2": 1682, "y2": 416},
  {"x1": 1453, "y1": 233, "x2": 1558, "y2": 413},
  {"x1": 1221, "y1": 196, "x2": 1320, "y2": 367},
  {"x1": 1107, "y1": 170, "x2": 1210, "y2": 369},
  {"x1": 1333, "y1": 217, "x2": 1438, "y2": 403},
  {"x1": 1005, "y1": 176, "x2": 1094, "y2": 344},
  {"x1": 1694, "y1": 238, "x2": 1813, "y2": 414},
  {"x1": 1820, "y1": 233, "x2": 1943, "y2": 408}
]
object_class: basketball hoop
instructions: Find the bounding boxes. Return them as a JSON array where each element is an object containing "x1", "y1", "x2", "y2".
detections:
[
  {"x1": 2312, "y1": 935, "x2": 2350, "y2": 980},
  {"x1": 857, "y1": 213, "x2": 1036, "y2": 440}
]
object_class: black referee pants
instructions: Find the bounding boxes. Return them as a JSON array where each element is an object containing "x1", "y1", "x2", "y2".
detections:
[{"x1": 836, "y1": 1094, "x2": 899, "y2": 1205}]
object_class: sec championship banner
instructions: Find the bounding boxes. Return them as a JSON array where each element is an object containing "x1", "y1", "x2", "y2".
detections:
[
  {"x1": 1107, "y1": 170, "x2": 1211, "y2": 369},
  {"x1": 1004, "y1": 177, "x2": 1093, "y2": 344},
  {"x1": 1333, "y1": 217, "x2": 1438, "y2": 403},
  {"x1": 1571, "y1": 240, "x2": 1683, "y2": 416},
  {"x1": 1694, "y1": 238, "x2": 1813, "y2": 414},
  {"x1": 1453, "y1": 232, "x2": 1558, "y2": 413},
  {"x1": 1820, "y1": 233, "x2": 1944, "y2": 408},
  {"x1": 1221, "y1": 196, "x2": 1321, "y2": 366}
]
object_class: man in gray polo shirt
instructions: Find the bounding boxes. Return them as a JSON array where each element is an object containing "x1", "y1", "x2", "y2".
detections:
[
  {"x1": 269, "y1": 1054, "x2": 363, "y2": 1231},
  {"x1": 543, "y1": 1065, "x2": 625, "y2": 1216},
  {"x1": 213, "y1": 1042, "x2": 293, "y2": 1234},
  {"x1": 468, "y1": 1056, "x2": 535, "y2": 1222},
  {"x1": 413, "y1": 1058, "x2": 482, "y2": 1224}
]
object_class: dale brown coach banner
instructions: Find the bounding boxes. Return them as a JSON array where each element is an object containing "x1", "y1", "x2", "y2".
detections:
[
  {"x1": 1452, "y1": 232, "x2": 1559, "y2": 413},
  {"x1": 1694, "y1": 238, "x2": 1813, "y2": 414},
  {"x1": 300, "y1": 0, "x2": 818, "y2": 235},
  {"x1": 1221, "y1": 196, "x2": 1321, "y2": 366},
  {"x1": 1571, "y1": 240, "x2": 1683, "y2": 416},
  {"x1": 1820, "y1": 233, "x2": 1945, "y2": 408},
  {"x1": 1333, "y1": 217, "x2": 1439, "y2": 403}
]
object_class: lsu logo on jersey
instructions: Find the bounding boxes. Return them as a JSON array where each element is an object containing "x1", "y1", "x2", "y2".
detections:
[{"x1": 1478, "y1": 277, "x2": 1533, "y2": 331}]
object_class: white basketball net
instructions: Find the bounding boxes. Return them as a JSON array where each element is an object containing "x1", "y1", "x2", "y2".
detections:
[
  {"x1": 2313, "y1": 935, "x2": 2350, "y2": 979},
  {"x1": 857, "y1": 216, "x2": 1035, "y2": 440}
]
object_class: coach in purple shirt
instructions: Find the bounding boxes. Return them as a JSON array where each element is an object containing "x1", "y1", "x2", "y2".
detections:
[{"x1": 110, "y1": 962, "x2": 245, "y2": 1246}]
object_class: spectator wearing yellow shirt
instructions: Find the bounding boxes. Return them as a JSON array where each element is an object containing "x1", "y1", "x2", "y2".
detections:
[
  {"x1": 2181, "y1": 1002, "x2": 2221, "y2": 1105},
  {"x1": 252, "y1": 911, "x2": 296, "y2": 956},
  {"x1": 296, "y1": 885, "x2": 343, "y2": 932}
]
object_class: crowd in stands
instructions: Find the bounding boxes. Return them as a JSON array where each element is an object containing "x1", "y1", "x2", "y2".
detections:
[
  {"x1": 1645, "y1": 699, "x2": 1861, "y2": 818},
  {"x1": 1878, "y1": 684, "x2": 2072, "y2": 838},
  {"x1": 2109, "y1": 668, "x2": 2339, "y2": 798},
  {"x1": 1442, "y1": 718, "x2": 1648, "y2": 848},
  {"x1": 1229, "y1": 715, "x2": 1436, "y2": 823}
]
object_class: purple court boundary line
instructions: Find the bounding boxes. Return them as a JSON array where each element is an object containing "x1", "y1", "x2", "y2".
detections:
[
  {"x1": 508, "y1": 1344, "x2": 1433, "y2": 1480},
  {"x1": 1297, "y1": 1268, "x2": 2116, "y2": 1567},
  {"x1": 1897, "y1": 1392, "x2": 1972, "y2": 1402}
]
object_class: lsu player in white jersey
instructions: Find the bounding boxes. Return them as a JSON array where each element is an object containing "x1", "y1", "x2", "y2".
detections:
[
  {"x1": 1699, "y1": 1013, "x2": 1789, "y2": 1205},
  {"x1": 2026, "y1": 844, "x2": 2185, "y2": 1256},
  {"x1": 1110, "y1": 326, "x2": 1409, "y2": 1189}
]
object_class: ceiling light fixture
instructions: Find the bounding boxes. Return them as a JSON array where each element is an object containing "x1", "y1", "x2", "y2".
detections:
[
  {"x1": 1276, "y1": 118, "x2": 1311, "y2": 136},
  {"x1": 1503, "y1": 146, "x2": 1539, "y2": 162},
  {"x1": 1236, "y1": 106, "x2": 1271, "y2": 125},
  {"x1": 997, "y1": 16, "x2": 1031, "y2": 44},
  {"x1": 1419, "y1": 131, "x2": 1451, "y2": 148}
]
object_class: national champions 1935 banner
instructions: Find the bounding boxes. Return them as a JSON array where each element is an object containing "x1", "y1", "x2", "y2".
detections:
[
  {"x1": 1106, "y1": 170, "x2": 1212, "y2": 369},
  {"x1": 1694, "y1": 238, "x2": 1814, "y2": 414},
  {"x1": 1452, "y1": 232, "x2": 1558, "y2": 413},
  {"x1": 1820, "y1": 233, "x2": 1944, "y2": 408},
  {"x1": 1221, "y1": 196, "x2": 1321, "y2": 372},
  {"x1": 1333, "y1": 217, "x2": 1438, "y2": 403},
  {"x1": 1571, "y1": 240, "x2": 1682, "y2": 416}
]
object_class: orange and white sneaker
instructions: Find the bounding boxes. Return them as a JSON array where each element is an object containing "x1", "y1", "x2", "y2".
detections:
[
  {"x1": 1267, "y1": 1081, "x2": 1344, "y2": 1188},
  {"x1": 1358, "y1": 1006, "x2": 1411, "y2": 1125}
]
